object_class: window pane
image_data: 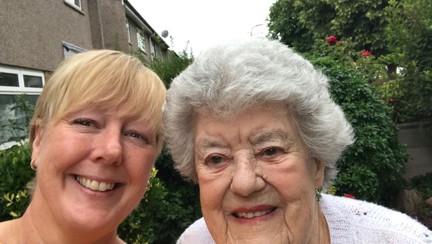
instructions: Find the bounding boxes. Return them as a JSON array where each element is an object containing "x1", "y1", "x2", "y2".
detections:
[
  {"x1": 0, "y1": 72, "x2": 19, "y2": 87},
  {"x1": 24, "y1": 75, "x2": 43, "y2": 88},
  {"x1": 0, "y1": 94, "x2": 38, "y2": 144},
  {"x1": 138, "y1": 33, "x2": 146, "y2": 51},
  {"x1": 65, "y1": 0, "x2": 81, "y2": 9}
]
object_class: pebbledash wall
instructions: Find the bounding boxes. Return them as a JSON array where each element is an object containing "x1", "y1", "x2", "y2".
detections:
[{"x1": 398, "y1": 121, "x2": 432, "y2": 179}]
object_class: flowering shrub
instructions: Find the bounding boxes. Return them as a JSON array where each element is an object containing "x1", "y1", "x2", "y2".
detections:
[
  {"x1": 361, "y1": 49, "x2": 372, "y2": 57},
  {"x1": 305, "y1": 50, "x2": 407, "y2": 206},
  {"x1": 344, "y1": 193, "x2": 356, "y2": 199},
  {"x1": 326, "y1": 35, "x2": 337, "y2": 45}
]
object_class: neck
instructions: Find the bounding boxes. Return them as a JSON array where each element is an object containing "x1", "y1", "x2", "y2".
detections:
[
  {"x1": 15, "y1": 202, "x2": 121, "y2": 244},
  {"x1": 317, "y1": 206, "x2": 331, "y2": 244}
]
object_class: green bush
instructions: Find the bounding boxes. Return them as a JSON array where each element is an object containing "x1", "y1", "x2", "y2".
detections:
[
  {"x1": 382, "y1": 0, "x2": 432, "y2": 122},
  {"x1": 118, "y1": 147, "x2": 201, "y2": 244},
  {"x1": 306, "y1": 51, "x2": 408, "y2": 206},
  {"x1": 0, "y1": 94, "x2": 35, "y2": 221},
  {"x1": 0, "y1": 143, "x2": 33, "y2": 221},
  {"x1": 409, "y1": 173, "x2": 432, "y2": 229},
  {"x1": 412, "y1": 173, "x2": 432, "y2": 198}
]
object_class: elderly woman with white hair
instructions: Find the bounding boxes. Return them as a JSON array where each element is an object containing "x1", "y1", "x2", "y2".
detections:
[{"x1": 163, "y1": 38, "x2": 432, "y2": 243}]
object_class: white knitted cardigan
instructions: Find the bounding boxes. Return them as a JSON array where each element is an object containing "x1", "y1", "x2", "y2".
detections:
[{"x1": 177, "y1": 194, "x2": 432, "y2": 243}]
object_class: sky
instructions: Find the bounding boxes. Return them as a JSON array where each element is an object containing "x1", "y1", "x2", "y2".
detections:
[{"x1": 128, "y1": 0, "x2": 277, "y2": 55}]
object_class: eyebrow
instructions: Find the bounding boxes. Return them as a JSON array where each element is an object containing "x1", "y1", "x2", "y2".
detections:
[
  {"x1": 196, "y1": 138, "x2": 227, "y2": 151},
  {"x1": 249, "y1": 129, "x2": 296, "y2": 146},
  {"x1": 196, "y1": 129, "x2": 296, "y2": 150}
]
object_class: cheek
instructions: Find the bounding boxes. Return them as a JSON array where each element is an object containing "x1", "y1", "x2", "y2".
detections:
[
  {"x1": 36, "y1": 131, "x2": 84, "y2": 168},
  {"x1": 266, "y1": 164, "x2": 316, "y2": 201},
  {"x1": 197, "y1": 168, "x2": 231, "y2": 211},
  {"x1": 126, "y1": 148, "x2": 156, "y2": 183}
]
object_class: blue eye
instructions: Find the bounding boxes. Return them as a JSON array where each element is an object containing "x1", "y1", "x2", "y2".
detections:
[{"x1": 126, "y1": 131, "x2": 149, "y2": 145}]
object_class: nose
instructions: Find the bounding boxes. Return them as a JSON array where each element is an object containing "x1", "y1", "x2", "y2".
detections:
[
  {"x1": 91, "y1": 127, "x2": 122, "y2": 166},
  {"x1": 230, "y1": 155, "x2": 265, "y2": 197}
]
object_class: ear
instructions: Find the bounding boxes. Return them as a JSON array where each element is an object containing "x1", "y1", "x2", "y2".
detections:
[
  {"x1": 313, "y1": 157, "x2": 325, "y2": 188},
  {"x1": 31, "y1": 126, "x2": 44, "y2": 168}
]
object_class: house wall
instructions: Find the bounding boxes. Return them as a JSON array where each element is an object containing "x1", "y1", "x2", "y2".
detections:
[
  {"x1": 0, "y1": 0, "x2": 170, "y2": 149},
  {"x1": 0, "y1": 0, "x2": 169, "y2": 72},
  {"x1": 94, "y1": 0, "x2": 129, "y2": 52},
  {"x1": 398, "y1": 121, "x2": 432, "y2": 179},
  {"x1": 0, "y1": 0, "x2": 94, "y2": 72}
]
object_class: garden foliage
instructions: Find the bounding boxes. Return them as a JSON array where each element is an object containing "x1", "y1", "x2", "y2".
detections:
[
  {"x1": 0, "y1": 95, "x2": 34, "y2": 221},
  {"x1": 380, "y1": 0, "x2": 432, "y2": 122},
  {"x1": 268, "y1": 0, "x2": 390, "y2": 55},
  {"x1": 304, "y1": 42, "x2": 408, "y2": 206},
  {"x1": 268, "y1": 0, "x2": 432, "y2": 123}
]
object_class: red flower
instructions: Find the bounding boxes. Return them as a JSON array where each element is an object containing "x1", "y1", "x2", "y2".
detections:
[
  {"x1": 326, "y1": 35, "x2": 337, "y2": 45},
  {"x1": 344, "y1": 193, "x2": 356, "y2": 199},
  {"x1": 361, "y1": 49, "x2": 372, "y2": 57}
]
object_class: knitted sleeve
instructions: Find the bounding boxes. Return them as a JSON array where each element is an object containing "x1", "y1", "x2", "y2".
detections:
[
  {"x1": 176, "y1": 217, "x2": 215, "y2": 244},
  {"x1": 321, "y1": 194, "x2": 432, "y2": 244}
]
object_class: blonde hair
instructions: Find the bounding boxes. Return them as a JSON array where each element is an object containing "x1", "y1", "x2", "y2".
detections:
[{"x1": 30, "y1": 49, "x2": 166, "y2": 153}]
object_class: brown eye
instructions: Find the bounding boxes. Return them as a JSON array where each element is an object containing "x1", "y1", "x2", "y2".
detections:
[
  {"x1": 260, "y1": 147, "x2": 284, "y2": 158},
  {"x1": 206, "y1": 155, "x2": 224, "y2": 165}
]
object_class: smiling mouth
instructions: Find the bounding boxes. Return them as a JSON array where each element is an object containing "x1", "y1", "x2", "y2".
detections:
[
  {"x1": 232, "y1": 208, "x2": 276, "y2": 219},
  {"x1": 76, "y1": 176, "x2": 117, "y2": 192}
]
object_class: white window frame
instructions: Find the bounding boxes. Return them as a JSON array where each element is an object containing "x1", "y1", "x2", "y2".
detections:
[
  {"x1": 150, "y1": 38, "x2": 156, "y2": 60},
  {"x1": 0, "y1": 65, "x2": 45, "y2": 95},
  {"x1": 64, "y1": 0, "x2": 82, "y2": 10},
  {"x1": 62, "y1": 41, "x2": 86, "y2": 59},
  {"x1": 137, "y1": 31, "x2": 146, "y2": 53},
  {"x1": 126, "y1": 19, "x2": 131, "y2": 44},
  {"x1": 0, "y1": 66, "x2": 45, "y2": 149}
]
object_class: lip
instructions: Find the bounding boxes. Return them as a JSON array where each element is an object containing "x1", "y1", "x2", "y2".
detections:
[{"x1": 231, "y1": 205, "x2": 277, "y2": 223}]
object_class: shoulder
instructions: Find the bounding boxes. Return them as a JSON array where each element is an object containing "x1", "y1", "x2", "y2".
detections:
[
  {"x1": 0, "y1": 219, "x2": 18, "y2": 243},
  {"x1": 177, "y1": 217, "x2": 215, "y2": 244},
  {"x1": 321, "y1": 194, "x2": 432, "y2": 243}
]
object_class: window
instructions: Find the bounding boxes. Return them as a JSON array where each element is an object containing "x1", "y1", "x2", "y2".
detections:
[
  {"x1": 137, "y1": 31, "x2": 146, "y2": 52},
  {"x1": 150, "y1": 38, "x2": 157, "y2": 60},
  {"x1": 0, "y1": 65, "x2": 45, "y2": 146},
  {"x1": 126, "y1": 19, "x2": 131, "y2": 44},
  {"x1": 64, "y1": 0, "x2": 81, "y2": 10},
  {"x1": 62, "y1": 41, "x2": 86, "y2": 59}
]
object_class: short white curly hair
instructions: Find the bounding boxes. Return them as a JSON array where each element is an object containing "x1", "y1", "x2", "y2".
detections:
[{"x1": 163, "y1": 38, "x2": 354, "y2": 189}]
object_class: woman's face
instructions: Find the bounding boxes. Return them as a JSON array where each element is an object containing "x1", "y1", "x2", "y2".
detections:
[
  {"x1": 194, "y1": 106, "x2": 325, "y2": 243},
  {"x1": 31, "y1": 106, "x2": 156, "y2": 233}
]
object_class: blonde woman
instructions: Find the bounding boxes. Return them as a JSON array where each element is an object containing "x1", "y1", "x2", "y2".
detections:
[{"x1": 0, "y1": 50, "x2": 166, "y2": 243}]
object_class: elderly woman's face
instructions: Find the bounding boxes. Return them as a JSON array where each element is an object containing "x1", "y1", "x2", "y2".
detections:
[
  {"x1": 194, "y1": 106, "x2": 325, "y2": 243},
  {"x1": 31, "y1": 106, "x2": 156, "y2": 232}
]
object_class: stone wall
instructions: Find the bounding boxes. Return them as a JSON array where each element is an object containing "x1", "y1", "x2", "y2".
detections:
[{"x1": 398, "y1": 121, "x2": 432, "y2": 179}]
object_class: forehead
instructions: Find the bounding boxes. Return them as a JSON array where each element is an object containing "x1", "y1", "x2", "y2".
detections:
[{"x1": 194, "y1": 106, "x2": 301, "y2": 146}]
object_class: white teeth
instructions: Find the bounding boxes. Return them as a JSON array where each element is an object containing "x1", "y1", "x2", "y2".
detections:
[
  {"x1": 234, "y1": 209, "x2": 273, "y2": 219},
  {"x1": 76, "y1": 176, "x2": 115, "y2": 192}
]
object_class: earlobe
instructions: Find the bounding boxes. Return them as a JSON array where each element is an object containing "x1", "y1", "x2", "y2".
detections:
[
  {"x1": 313, "y1": 158, "x2": 325, "y2": 188},
  {"x1": 31, "y1": 126, "x2": 43, "y2": 167}
]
